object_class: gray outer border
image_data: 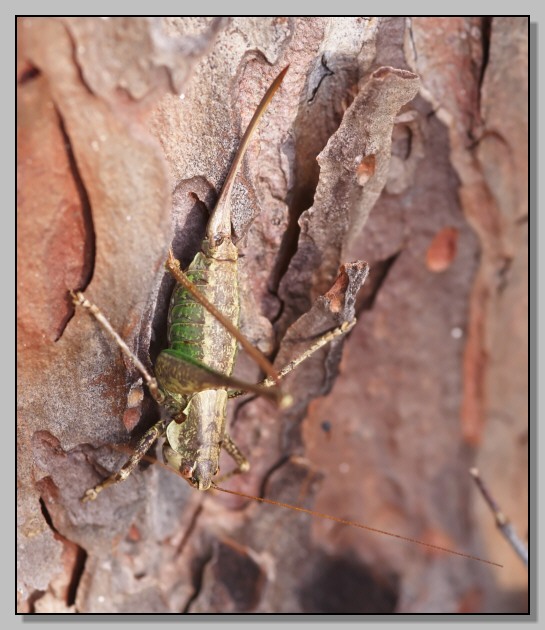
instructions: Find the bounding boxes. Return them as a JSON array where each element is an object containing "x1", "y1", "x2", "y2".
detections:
[{"x1": 11, "y1": 5, "x2": 535, "y2": 628}]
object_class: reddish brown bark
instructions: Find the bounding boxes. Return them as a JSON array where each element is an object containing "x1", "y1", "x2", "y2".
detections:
[{"x1": 18, "y1": 17, "x2": 527, "y2": 614}]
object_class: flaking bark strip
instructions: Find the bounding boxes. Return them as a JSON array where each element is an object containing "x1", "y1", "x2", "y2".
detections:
[{"x1": 278, "y1": 67, "x2": 419, "y2": 328}]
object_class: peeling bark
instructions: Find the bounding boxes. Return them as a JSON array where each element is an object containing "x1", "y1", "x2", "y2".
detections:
[{"x1": 18, "y1": 17, "x2": 527, "y2": 614}]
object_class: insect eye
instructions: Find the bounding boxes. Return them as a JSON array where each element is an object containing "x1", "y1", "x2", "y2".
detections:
[{"x1": 180, "y1": 463, "x2": 194, "y2": 479}]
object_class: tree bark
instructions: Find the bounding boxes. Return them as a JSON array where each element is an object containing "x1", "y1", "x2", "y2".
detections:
[{"x1": 17, "y1": 17, "x2": 528, "y2": 613}]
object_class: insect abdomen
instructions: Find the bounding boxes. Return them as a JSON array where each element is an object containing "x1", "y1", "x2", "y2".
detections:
[
  {"x1": 167, "y1": 262, "x2": 210, "y2": 365},
  {"x1": 166, "y1": 247, "x2": 239, "y2": 376}
]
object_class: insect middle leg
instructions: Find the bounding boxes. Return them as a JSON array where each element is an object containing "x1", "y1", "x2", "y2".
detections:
[
  {"x1": 72, "y1": 288, "x2": 267, "y2": 497},
  {"x1": 72, "y1": 290, "x2": 172, "y2": 500},
  {"x1": 72, "y1": 289, "x2": 356, "y2": 495},
  {"x1": 217, "y1": 320, "x2": 357, "y2": 482},
  {"x1": 82, "y1": 418, "x2": 168, "y2": 502}
]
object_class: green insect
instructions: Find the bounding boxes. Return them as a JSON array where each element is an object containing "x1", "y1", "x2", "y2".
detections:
[
  {"x1": 72, "y1": 66, "x2": 354, "y2": 500},
  {"x1": 70, "y1": 66, "x2": 501, "y2": 571}
]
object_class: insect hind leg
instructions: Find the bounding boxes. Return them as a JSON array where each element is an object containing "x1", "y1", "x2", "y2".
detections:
[
  {"x1": 271, "y1": 319, "x2": 356, "y2": 384},
  {"x1": 71, "y1": 291, "x2": 165, "y2": 404},
  {"x1": 228, "y1": 319, "x2": 357, "y2": 399}
]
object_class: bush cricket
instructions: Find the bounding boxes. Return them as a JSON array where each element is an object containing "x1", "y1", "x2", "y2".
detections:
[
  {"x1": 71, "y1": 66, "x2": 500, "y2": 570},
  {"x1": 72, "y1": 67, "x2": 350, "y2": 498}
]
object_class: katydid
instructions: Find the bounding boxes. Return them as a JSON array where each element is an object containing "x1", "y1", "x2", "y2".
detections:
[
  {"x1": 72, "y1": 66, "x2": 353, "y2": 499},
  {"x1": 71, "y1": 67, "x2": 500, "y2": 569}
]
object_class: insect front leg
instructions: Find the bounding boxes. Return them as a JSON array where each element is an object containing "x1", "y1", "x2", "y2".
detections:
[{"x1": 214, "y1": 432, "x2": 251, "y2": 484}]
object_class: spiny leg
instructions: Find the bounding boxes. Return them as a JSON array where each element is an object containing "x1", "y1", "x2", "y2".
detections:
[
  {"x1": 228, "y1": 319, "x2": 357, "y2": 399},
  {"x1": 218, "y1": 321, "x2": 356, "y2": 482},
  {"x1": 269, "y1": 319, "x2": 357, "y2": 385},
  {"x1": 82, "y1": 419, "x2": 167, "y2": 502},
  {"x1": 214, "y1": 432, "x2": 250, "y2": 484},
  {"x1": 72, "y1": 291, "x2": 169, "y2": 500},
  {"x1": 71, "y1": 291, "x2": 165, "y2": 405}
]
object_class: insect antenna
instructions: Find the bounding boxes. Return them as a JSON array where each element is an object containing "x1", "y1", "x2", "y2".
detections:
[
  {"x1": 210, "y1": 484, "x2": 504, "y2": 569},
  {"x1": 108, "y1": 444, "x2": 502, "y2": 569}
]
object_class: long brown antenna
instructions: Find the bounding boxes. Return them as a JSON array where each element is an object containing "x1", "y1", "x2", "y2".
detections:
[
  {"x1": 211, "y1": 484, "x2": 504, "y2": 569},
  {"x1": 108, "y1": 445, "x2": 503, "y2": 568}
]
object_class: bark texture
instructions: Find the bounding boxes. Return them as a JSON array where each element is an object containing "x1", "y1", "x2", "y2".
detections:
[{"x1": 18, "y1": 17, "x2": 527, "y2": 614}]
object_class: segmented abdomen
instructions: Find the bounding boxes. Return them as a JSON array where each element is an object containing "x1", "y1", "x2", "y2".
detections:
[{"x1": 166, "y1": 250, "x2": 239, "y2": 376}]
